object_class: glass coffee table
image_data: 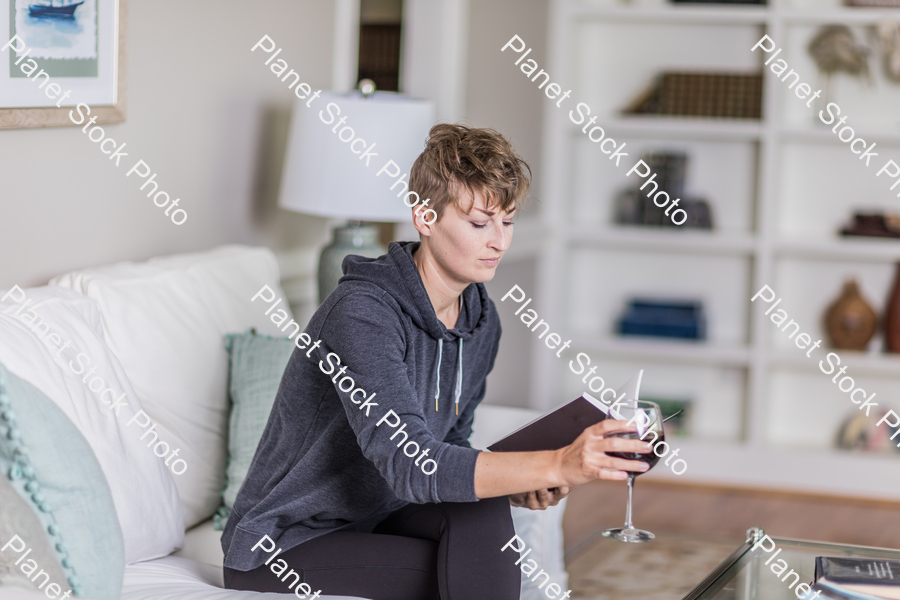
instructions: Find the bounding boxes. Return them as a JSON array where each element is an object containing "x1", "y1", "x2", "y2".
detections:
[{"x1": 682, "y1": 527, "x2": 900, "y2": 599}]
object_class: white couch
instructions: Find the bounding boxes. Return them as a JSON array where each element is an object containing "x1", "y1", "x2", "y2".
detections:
[{"x1": 0, "y1": 246, "x2": 566, "y2": 600}]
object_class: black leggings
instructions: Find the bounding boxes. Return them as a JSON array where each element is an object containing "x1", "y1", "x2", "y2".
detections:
[{"x1": 223, "y1": 496, "x2": 520, "y2": 600}]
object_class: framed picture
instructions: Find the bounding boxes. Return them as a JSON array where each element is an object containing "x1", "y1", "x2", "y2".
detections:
[{"x1": 0, "y1": 0, "x2": 126, "y2": 128}]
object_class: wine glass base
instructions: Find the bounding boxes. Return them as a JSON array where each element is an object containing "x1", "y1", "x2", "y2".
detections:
[{"x1": 602, "y1": 527, "x2": 655, "y2": 543}]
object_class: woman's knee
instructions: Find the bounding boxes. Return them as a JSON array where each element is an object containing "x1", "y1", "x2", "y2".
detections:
[
  {"x1": 477, "y1": 495, "x2": 515, "y2": 519},
  {"x1": 452, "y1": 496, "x2": 516, "y2": 541}
]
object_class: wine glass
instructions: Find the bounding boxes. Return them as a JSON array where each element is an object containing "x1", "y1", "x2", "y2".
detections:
[{"x1": 602, "y1": 399, "x2": 664, "y2": 543}]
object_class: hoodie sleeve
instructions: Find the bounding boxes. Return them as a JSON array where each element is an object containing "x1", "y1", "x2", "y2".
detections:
[{"x1": 316, "y1": 291, "x2": 481, "y2": 505}]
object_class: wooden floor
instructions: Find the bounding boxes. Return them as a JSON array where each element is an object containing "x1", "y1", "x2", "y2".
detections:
[{"x1": 563, "y1": 478, "x2": 900, "y2": 562}]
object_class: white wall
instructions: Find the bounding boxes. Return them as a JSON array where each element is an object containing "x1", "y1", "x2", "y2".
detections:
[
  {"x1": 402, "y1": 0, "x2": 470, "y2": 122},
  {"x1": 0, "y1": 0, "x2": 335, "y2": 289},
  {"x1": 464, "y1": 0, "x2": 549, "y2": 406},
  {"x1": 464, "y1": 0, "x2": 548, "y2": 188}
]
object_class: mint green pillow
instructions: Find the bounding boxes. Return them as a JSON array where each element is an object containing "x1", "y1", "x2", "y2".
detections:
[
  {"x1": 0, "y1": 475, "x2": 70, "y2": 595},
  {"x1": 217, "y1": 331, "x2": 295, "y2": 529},
  {"x1": 0, "y1": 361, "x2": 125, "y2": 599}
]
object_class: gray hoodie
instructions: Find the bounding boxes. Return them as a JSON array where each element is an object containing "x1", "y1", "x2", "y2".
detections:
[{"x1": 222, "y1": 241, "x2": 502, "y2": 571}]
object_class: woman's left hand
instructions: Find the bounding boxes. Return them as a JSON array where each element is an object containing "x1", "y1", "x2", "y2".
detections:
[{"x1": 508, "y1": 487, "x2": 571, "y2": 510}]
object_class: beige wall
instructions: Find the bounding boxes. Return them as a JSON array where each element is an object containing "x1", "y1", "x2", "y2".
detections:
[
  {"x1": 464, "y1": 0, "x2": 548, "y2": 406},
  {"x1": 2, "y1": 0, "x2": 549, "y2": 409},
  {"x1": 1, "y1": 0, "x2": 550, "y2": 290},
  {"x1": 0, "y1": 0, "x2": 335, "y2": 289},
  {"x1": 464, "y1": 0, "x2": 548, "y2": 191}
]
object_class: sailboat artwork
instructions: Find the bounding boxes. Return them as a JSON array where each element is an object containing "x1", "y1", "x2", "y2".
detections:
[
  {"x1": 13, "y1": 0, "x2": 97, "y2": 60},
  {"x1": 28, "y1": 0, "x2": 86, "y2": 19}
]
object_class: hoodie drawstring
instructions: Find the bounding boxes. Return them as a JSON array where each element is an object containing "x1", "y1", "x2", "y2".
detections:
[
  {"x1": 433, "y1": 338, "x2": 464, "y2": 415},
  {"x1": 434, "y1": 339, "x2": 443, "y2": 412},
  {"x1": 454, "y1": 339, "x2": 464, "y2": 416}
]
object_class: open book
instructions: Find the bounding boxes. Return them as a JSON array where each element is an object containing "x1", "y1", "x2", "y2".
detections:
[{"x1": 488, "y1": 370, "x2": 643, "y2": 452}]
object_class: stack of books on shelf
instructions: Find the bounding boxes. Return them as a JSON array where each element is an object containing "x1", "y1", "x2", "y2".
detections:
[
  {"x1": 614, "y1": 152, "x2": 715, "y2": 229},
  {"x1": 617, "y1": 299, "x2": 707, "y2": 340},
  {"x1": 845, "y1": 0, "x2": 900, "y2": 7},
  {"x1": 624, "y1": 72, "x2": 763, "y2": 120}
]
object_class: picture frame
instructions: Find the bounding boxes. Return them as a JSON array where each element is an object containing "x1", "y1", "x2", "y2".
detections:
[{"x1": 0, "y1": 0, "x2": 126, "y2": 129}]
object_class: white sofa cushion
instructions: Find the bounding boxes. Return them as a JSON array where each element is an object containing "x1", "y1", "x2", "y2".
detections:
[
  {"x1": 121, "y1": 555, "x2": 371, "y2": 600},
  {"x1": 0, "y1": 286, "x2": 183, "y2": 565},
  {"x1": 51, "y1": 246, "x2": 292, "y2": 529}
]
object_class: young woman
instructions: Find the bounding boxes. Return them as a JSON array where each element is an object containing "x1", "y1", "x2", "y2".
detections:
[{"x1": 222, "y1": 124, "x2": 651, "y2": 600}]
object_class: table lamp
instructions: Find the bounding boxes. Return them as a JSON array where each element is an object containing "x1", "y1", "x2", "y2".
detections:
[{"x1": 279, "y1": 81, "x2": 435, "y2": 302}]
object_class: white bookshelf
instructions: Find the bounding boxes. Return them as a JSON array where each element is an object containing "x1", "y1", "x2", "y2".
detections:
[{"x1": 509, "y1": 0, "x2": 900, "y2": 500}]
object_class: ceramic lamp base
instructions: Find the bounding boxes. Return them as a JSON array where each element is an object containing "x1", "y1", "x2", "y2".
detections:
[{"x1": 318, "y1": 223, "x2": 386, "y2": 303}]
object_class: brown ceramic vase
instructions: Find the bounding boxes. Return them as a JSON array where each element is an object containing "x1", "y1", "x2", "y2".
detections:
[
  {"x1": 884, "y1": 264, "x2": 900, "y2": 352},
  {"x1": 825, "y1": 279, "x2": 877, "y2": 351}
]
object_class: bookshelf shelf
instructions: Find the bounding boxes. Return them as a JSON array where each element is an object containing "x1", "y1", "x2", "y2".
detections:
[
  {"x1": 571, "y1": 336, "x2": 753, "y2": 367},
  {"x1": 779, "y1": 126, "x2": 900, "y2": 146},
  {"x1": 780, "y1": 8, "x2": 900, "y2": 25},
  {"x1": 567, "y1": 2, "x2": 900, "y2": 27},
  {"x1": 567, "y1": 4, "x2": 770, "y2": 25},
  {"x1": 776, "y1": 238, "x2": 900, "y2": 262},
  {"x1": 770, "y1": 350, "x2": 900, "y2": 377},
  {"x1": 568, "y1": 227, "x2": 757, "y2": 256},
  {"x1": 533, "y1": 0, "x2": 900, "y2": 500},
  {"x1": 575, "y1": 117, "x2": 764, "y2": 142}
]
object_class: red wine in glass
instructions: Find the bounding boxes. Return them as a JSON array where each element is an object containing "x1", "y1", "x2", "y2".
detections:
[
  {"x1": 606, "y1": 431, "x2": 665, "y2": 475},
  {"x1": 602, "y1": 400, "x2": 664, "y2": 543}
]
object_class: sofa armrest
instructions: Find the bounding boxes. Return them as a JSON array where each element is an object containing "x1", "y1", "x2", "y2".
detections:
[{"x1": 470, "y1": 403, "x2": 542, "y2": 450}]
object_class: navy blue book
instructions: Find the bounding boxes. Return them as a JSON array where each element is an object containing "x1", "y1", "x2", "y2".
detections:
[{"x1": 617, "y1": 299, "x2": 706, "y2": 340}]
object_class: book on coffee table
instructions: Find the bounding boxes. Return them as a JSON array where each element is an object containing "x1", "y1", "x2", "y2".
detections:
[
  {"x1": 814, "y1": 557, "x2": 900, "y2": 600},
  {"x1": 487, "y1": 370, "x2": 643, "y2": 452}
]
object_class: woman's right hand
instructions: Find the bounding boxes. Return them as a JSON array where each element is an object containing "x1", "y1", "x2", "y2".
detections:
[{"x1": 554, "y1": 419, "x2": 652, "y2": 488}]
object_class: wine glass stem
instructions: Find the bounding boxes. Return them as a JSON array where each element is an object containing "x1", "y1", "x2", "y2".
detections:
[{"x1": 624, "y1": 473, "x2": 635, "y2": 530}]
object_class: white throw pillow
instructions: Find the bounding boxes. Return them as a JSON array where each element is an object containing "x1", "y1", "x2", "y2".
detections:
[
  {"x1": 51, "y1": 245, "x2": 292, "y2": 528},
  {"x1": 0, "y1": 286, "x2": 184, "y2": 565},
  {"x1": 511, "y1": 502, "x2": 569, "y2": 600}
]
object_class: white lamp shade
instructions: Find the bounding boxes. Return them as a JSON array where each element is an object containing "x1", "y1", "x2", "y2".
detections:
[{"x1": 279, "y1": 91, "x2": 436, "y2": 222}]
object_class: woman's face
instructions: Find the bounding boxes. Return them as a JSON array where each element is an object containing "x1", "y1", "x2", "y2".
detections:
[{"x1": 416, "y1": 187, "x2": 515, "y2": 285}]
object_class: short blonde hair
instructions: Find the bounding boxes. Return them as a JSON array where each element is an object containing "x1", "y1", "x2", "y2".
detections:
[{"x1": 409, "y1": 124, "x2": 532, "y2": 220}]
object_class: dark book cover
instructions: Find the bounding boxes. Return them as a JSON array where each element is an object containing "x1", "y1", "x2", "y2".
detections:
[
  {"x1": 817, "y1": 557, "x2": 900, "y2": 584},
  {"x1": 488, "y1": 371, "x2": 643, "y2": 453},
  {"x1": 488, "y1": 396, "x2": 609, "y2": 452},
  {"x1": 815, "y1": 557, "x2": 900, "y2": 600}
]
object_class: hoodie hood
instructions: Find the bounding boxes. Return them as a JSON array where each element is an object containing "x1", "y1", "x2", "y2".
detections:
[{"x1": 340, "y1": 241, "x2": 493, "y2": 343}]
